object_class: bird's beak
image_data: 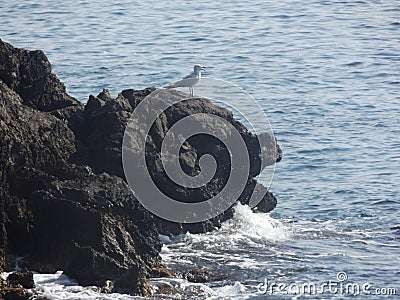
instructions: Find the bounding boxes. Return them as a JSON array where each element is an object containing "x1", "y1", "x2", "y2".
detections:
[{"x1": 201, "y1": 66, "x2": 207, "y2": 71}]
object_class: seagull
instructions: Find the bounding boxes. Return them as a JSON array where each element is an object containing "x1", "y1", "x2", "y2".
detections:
[{"x1": 165, "y1": 64, "x2": 206, "y2": 96}]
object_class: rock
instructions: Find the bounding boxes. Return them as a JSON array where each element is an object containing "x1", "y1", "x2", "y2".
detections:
[
  {"x1": 7, "y1": 269, "x2": 34, "y2": 289},
  {"x1": 24, "y1": 171, "x2": 164, "y2": 294},
  {"x1": 0, "y1": 276, "x2": 33, "y2": 300},
  {"x1": 77, "y1": 88, "x2": 282, "y2": 234},
  {"x1": 0, "y1": 288, "x2": 32, "y2": 300},
  {"x1": 177, "y1": 269, "x2": 229, "y2": 283},
  {"x1": 179, "y1": 269, "x2": 210, "y2": 283},
  {"x1": 0, "y1": 39, "x2": 81, "y2": 112},
  {"x1": 0, "y1": 40, "x2": 166, "y2": 295},
  {"x1": 0, "y1": 78, "x2": 77, "y2": 266},
  {"x1": 71, "y1": 89, "x2": 142, "y2": 177},
  {"x1": 0, "y1": 39, "x2": 282, "y2": 295}
]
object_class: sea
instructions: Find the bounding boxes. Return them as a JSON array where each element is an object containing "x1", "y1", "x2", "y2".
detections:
[{"x1": 1, "y1": 0, "x2": 399, "y2": 299}]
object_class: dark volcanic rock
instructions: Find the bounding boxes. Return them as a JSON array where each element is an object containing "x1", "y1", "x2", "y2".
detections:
[
  {"x1": 71, "y1": 88, "x2": 156, "y2": 177},
  {"x1": 77, "y1": 88, "x2": 282, "y2": 234},
  {"x1": 0, "y1": 39, "x2": 81, "y2": 112},
  {"x1": 25, "y1": 171, "x2": 163, "y2": 293},
  {"x1": 177, "y1": 269, "x2": 229, "y2": 283},
  {"x1": 0, "y1": 39, "x2": 165, "y2": 295},
  {"x1": 0, "y1": 39, "x2": 282, "y2": 295},
  {"x1": 7, "y1": 269, "x2": 34, "y2": 289},
  {"x1": 0, "y1": 276, "x2": 33, "y2": 300}
]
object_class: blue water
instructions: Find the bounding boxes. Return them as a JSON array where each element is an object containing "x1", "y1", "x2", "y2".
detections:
[{"x1": 1, "y1": 0, "x2": 399, "y2": 298}]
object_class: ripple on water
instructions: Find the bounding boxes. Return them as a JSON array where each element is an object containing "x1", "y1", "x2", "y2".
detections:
[{"x1": 1, "y1": 0, "x2": 399, "y2": 298}]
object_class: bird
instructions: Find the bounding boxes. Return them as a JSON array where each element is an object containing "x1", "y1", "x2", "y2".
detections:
[{"x1": 164, "y1": 64, "x2": 206, "y2": 96}]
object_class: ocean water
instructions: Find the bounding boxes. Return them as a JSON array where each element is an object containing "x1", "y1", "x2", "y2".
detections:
[{"x1": 1, "y1": 0, "x2": 399, "y2": 299}]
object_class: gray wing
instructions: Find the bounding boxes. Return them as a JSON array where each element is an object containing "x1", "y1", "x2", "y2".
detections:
[{"x1": 182, "y1": 71, "x2": 195, "y2": 79}]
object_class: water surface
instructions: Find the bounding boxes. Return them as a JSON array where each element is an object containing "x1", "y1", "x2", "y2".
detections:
[{"x1": 1, "y1": 0, "x2": 399, "y2": 298}]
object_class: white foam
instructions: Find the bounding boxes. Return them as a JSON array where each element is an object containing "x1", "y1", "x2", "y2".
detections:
[
  {"x1": 159, "y1": 234, "x2": 172, "y2": 244},
  {"x1": 227, "y1": 203, "x2": 290, "y2": 243},
  {"x1": 2, "y1": 270, "x2": 217, "y2": 300},
  {"x1": 213, "y1": 282, "x2": 248, "y2": 299},
  {"x1": 28, "y1": 271, "x2": 142, "y2": 300},
  {"x1": 1, "y1": 272, "x2": 11, "y2": 280},
  {"x1": 149, "y1": 277, "x2": 216, "y2": 299},
  {"x1": 2, "y1": 204, "x2": 289, "y2": 299},
  {"x1": 160, "y1": 203, "x2": 291, "y2": 275},
  {"x1": 169, "y1": 204, "x2": 289, "y2": 246}
]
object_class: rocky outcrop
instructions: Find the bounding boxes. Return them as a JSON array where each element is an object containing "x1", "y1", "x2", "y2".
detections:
[
  {"x1": 7, "y1": 269, "x2": 34, "y2": 289},
  {"x1": 0, "y1": 38, "x2": 80, "y2": 112},
  {"x1": 0, "y1": 277, "x2": 33, "y2": 300},
  {"x1": 0, "y1": 39, "x2": 281, "y2": 294},
  {"x1": 0, "y1": 269, "x2": 34, "y2": 300},
  {"x1": 76, "y1": 88, "x2": 281, "y2": 234},
  {"x1": 0, "y1": 39, "x2": 165, "y2": 295}
]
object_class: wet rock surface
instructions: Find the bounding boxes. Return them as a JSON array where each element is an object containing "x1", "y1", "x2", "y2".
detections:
[
  {"x1": 79, "y1": 88, "x2": 282, "y2": 234},
  {"x1": 6, "y1": 269, "x2": 34, "y2": 289},
  {"x1": 0, "y1": 39, "x2": 163, "y2": 295},
  {"x1": 0, "y1": 272, "x2": 33, "y2": 300},
  {"x1": 177, "y1": 269, "x2": 229, "y2": 283},
  {"x1": 0, "y1": 39, "x2": 281, "y2": 294}
]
